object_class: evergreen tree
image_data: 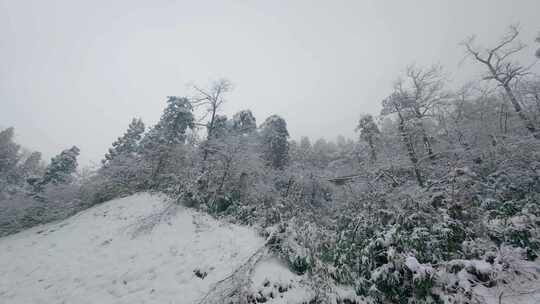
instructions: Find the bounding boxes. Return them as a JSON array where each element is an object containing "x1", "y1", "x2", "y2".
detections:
[
  {"x1": 208, "y1": 114, "x2": 230, "y2": 140},
  {"x1": 260, "y1": 115, "x2": 289, "y2": 169},
  {"x1": 299, "y1": 136, "x2": 312, "y2": 151},
  {"x1": 140, "y1": 97, "x2": 194, "y2": 155},
  {"x1": 20, "y1": 151, "x2": 43, "y2": 183},
  {"x1": 232, "y1": 110, "x2": 257, "y2": 134},
  {"x1": 0, "y1": 127, "x2": 21, "y2": 186},
  {"x1": 159, "y1": 97, "x2": 195, "y2": 145},
  {"x1": 297, "y1": 136, "x2": 313, "y2": 164},
  {"x1": 356, "y1": 114, "x2": 380, "y2": 162},
  {"x1": 0, "y1": 127, "x2": 20, "y2": 175},
  {"x1": 139, "y1": 96, "x2": 195, "y2": 182},
  {"x1": 39, "y1": 146, "x2": 80, "y2": 187},
  {"x1": 103, "y1": 118, "x2": 145, "y2": 165}
]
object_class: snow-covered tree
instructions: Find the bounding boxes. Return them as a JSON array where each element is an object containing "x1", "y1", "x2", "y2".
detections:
[
  {"x1": 19, "y1": 151, "x2": 43, "y2": 183},
  {"x1": 102, "y1": 118, "x2": 145, "y2": 165},
  {"x1": 158, "y1": 97, "x2": 195, "y2": 145},
  {"x1": 139, "y1": 96, "x2": 195, "y2": 185},
  {"x1": 0, "y1": 127, "x2": 20, "y2": 183},
  {"x1": 89, "y1": 118, "x2": 147, "y2": 202},
  {"x1": 207, "y1": 114, "x2": 231, "y2": 140},
  {"x1": 392, "y1": 65, "x2": 449, "y2": 159},
  {"x1": 290, "y1": 136, "x2": 313, "y2": 166},
  {"x1": 39, "y1": 146, "x2": 80, "y2": 187},
  {"x1": 232, "y1": 110, "x2": 257, "y2": 134},
  {"x1": 299, "y1": 136, "x2": 312, "y2": 151},
  {"x1": 260, "y1": 115, "x2": 289, "y2": 169},
  {"x1": 140, "y1": 97, "x2": 194, "y2": 154},
  {"x1": 191, "y1": 79, "x2": 232, "y2": 161},
  {"x1": 463, "y1": 26, "x2": 539, "y2": 138},
  {"x1": 355, "y1": 114, "x2": 380, "y2": 162},
  {"x1": 381, "y1": 92, "x2": 425, "y2": 187}
]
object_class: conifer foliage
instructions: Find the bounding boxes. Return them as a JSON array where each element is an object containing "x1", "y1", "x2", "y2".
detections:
[
  {"x1": 102, "y1": 118, "x2": 145, "y2": 165},
  {"x1": 39, "y1": 146, "x2": 80, "y2": 187},
  {"x1": 356, "y1": 114, "x2": 380, "y2": 162},
  {"x1": 260, "y1": 115, "x2": 290, "y2": 169},
  {"x1": 232, "y1": 110, "x2": 257, "y2": 134},
  {"x1": 0, "y1": 127, "x2": 20, "y2": 185}
]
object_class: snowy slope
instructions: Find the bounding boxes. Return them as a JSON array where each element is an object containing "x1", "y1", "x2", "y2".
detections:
[{"x1": 0, "y1": 193, "x2": 274, "y2": 304}]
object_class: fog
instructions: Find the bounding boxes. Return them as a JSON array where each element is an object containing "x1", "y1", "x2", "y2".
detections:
[{"x1": 1, "y1": 0, "x2": 539, "y2": 165}]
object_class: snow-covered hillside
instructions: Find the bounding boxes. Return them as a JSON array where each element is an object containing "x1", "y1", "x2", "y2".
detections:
[
  {"x1": 2, "y1": 193, "x2": 538, "y2": 304},
  {"x1": 0, "y1": 193, "x2": 311, "y2": 304}
]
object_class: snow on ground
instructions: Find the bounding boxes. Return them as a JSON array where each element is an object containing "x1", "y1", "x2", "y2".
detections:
[
  {"x1": 0, "y1": 193, "x2": 267, "y2": 304},
  {"x1": 473, "y1": 284, "x2": 540, "y2": 304},
  {"x1": 249, "y1": 257, "x2": 312, "y2": 303}
]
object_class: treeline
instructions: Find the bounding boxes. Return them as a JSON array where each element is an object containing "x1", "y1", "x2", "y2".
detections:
[
  {"x1": 1, "y1": 26, "x2": 540, "y2": 303},
  {"x1": 0, "y1": 125, "x2": 83, "y2": 233}
]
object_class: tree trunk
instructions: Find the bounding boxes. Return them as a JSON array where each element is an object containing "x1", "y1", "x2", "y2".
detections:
[
  {"x1": 216, "y1": 157, "x2": 232, "y2": 194},
  {"x1": 150, "y1": 149, "x2": 169, "y2": 187},
  {"x1": 421, "y1": 130, "x2": 434, "y2": 159},
  {"x1": 414, "y1": 108, "x2": 435, "y2": 159},
  {"x1": 398, "y1": 115, "x2": 424, "y2": 187},
  {"x1": 367, "y1": 137, "x2": 377, "y2": 162},
  {"x1": 502, "y1": 83, "x2": 539, "y2": 138},
  {"x1": 203, "y1": 105, "x2": 218, "y2": 162}
]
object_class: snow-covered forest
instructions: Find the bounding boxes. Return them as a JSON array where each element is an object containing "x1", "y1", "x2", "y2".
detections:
[{"x1": 2, "y1": 26, "x2": 540, "y2": 303}]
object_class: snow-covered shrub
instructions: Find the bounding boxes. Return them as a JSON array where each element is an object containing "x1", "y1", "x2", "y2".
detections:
[
  {"x1": 0, "y1": 182, "x2": 81, "y2": 236},
  {"x1": 80, "y1": 154, "x2": 149, "y2": 205}
]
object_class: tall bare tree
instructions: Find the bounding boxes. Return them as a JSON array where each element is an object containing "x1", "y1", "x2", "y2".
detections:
[
  {"x1": 191, "y1": 79, "x2": 233, "y2": 160},
  {"x1": 392, "y1": 65, "x2": 449, "y2": 159},
  {"x1": 463, "y1": 25, "x2": 539, "y2": 138}
]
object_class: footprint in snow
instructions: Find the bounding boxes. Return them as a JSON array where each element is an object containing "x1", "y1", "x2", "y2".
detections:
[{"x1": 100, "y1": 239, "x2": 113, "y2": 246}]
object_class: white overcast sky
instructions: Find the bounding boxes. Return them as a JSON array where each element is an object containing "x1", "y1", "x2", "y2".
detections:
[{"x1": 1, "y1": 0, "x2": 539, "y2": 166}]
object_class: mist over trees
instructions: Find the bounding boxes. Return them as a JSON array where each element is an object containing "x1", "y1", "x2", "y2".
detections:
[{"x1": 1, "y1": 25, "x2": 540, "y2": 303}]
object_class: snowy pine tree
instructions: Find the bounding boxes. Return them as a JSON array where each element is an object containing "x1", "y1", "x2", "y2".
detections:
[
  {"x1": 101, "y1": 118, "x2": 145, "y2": 165},
  {"x1": 39, "y1": 146, "x2": 80, "y2": 187},
  {"x1": 207, "y1": 114, "x2": 231, "y2": 140},
  {"x1": 140, "y1": 97, "x2": 195, "y2": 155},
  {"x1": 19, "y1": 151, "x2": 43, "y2": 184},
  {"x1": 232, "y1": 110, "x2": 257, "y2": 134},
  {"x1": 159, "y1": 97, "x2": 195, "y2": 145},
  {"x1": 0, "y1": 127, "x2": 20, "y2": 184},
  {"x1": 356, "y1": 114, "x2": 380, "y2": 162},
  {"x1": 260, "y1": 115, "x2": 289, "y2": 169},
  {"x1": 139, "y1": 96, "x2": 195, "y2": 185},
  {"x1": 102, "y1": 118, "x2": 145, "y2": 165}
]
